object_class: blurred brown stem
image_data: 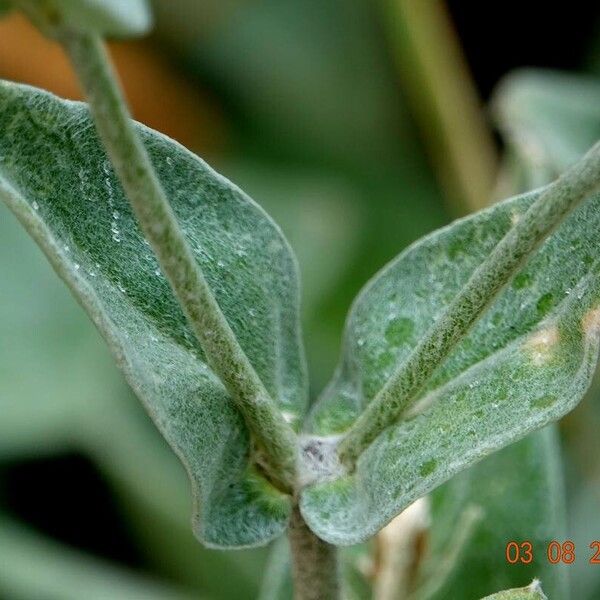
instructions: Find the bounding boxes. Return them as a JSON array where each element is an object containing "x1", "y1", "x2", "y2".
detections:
[{"x1": 382, "y1": 0, "x2": 498, "y2": 214}]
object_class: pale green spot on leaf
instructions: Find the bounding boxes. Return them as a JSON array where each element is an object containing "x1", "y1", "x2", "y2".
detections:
[
  {"x1": 385, "y1": 316, "x2": 415, "y2": 346},
  {"x1": 530, "y1": 395, "x2": 557, "y2": 409},
  {"x1": 419, "y1": 458, "x2": 437, "y2": 477},
  {"x1": 536, "y1": 292, "x2": 554, "y2": 317},
  {"x1": 512, "y1": 271, "x2": 532, "y2": 289}
]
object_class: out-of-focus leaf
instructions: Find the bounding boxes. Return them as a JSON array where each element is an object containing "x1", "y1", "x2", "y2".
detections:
[
  {"x1": 480, "y1": 580, "x2": 547, "y2": 600},
  {"x1": 302, "y1": 185, "x2": 600, "y2": 544},
  {"x1": 195, "y1": 0, "x2": 408, "y2": 168},
  {"x1": 13, "y1": 0, "x2": 152, "y2": 37},
  {"x1": 0, "y1": 516, "x2": 196, "y2": 599},
  {"x1": 0, "y1": 80, "x2": 308, "y2": 548},
  {"x1": 0, "y1": 202, "x2": 122, "y2": 458},
  {"x1": 493, "y1": 70, "x2": 600, "y2": 188},
  {"x1": 415, "y1": 428, "x2": 567, "y2": 599}
]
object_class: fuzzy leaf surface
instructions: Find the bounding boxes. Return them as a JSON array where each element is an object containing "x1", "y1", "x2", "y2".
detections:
[
  {"x1": 302, "y1": 185, "x2": 600, "y2": 544},
  {"x1": 0, "y1": 80, "x2": 307, "y2": 548}
]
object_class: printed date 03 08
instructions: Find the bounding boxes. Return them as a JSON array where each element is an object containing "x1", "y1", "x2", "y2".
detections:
[{"x1": 505, "y1": 540, "x2": 600, "y2": 564}]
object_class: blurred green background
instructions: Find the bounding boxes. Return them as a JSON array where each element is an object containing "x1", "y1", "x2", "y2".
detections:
[{"x1": 0, "y1": 1, "x2": 599, "y2": 598}]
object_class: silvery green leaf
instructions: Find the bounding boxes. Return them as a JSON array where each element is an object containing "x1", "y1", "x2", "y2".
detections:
[
  {"x1": 301, "y1": 184, "x2": 600, "y2": 544},
  {"x1": 0, "y1": 204, "x2": 262, "y2": 593},
  {"x1": 493, "y1": 70, "x2": 600, "y2": 186},
  {"x1": 14, "y1": 0, "x2": 152, "y2": 37},
  {"x1": 415, "y1": 428, "x2": 567, "y2": 599},
  {"x1": 0, "y1": 80, "x2": 307, "y2": 548}
]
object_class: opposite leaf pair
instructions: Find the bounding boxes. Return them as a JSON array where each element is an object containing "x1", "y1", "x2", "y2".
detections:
[{"x1": 1, "y1": 80, "x2": 600, "y2": 551}]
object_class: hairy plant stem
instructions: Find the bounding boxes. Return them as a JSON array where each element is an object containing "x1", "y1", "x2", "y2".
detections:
[
  {"x1": 59, "y1": 31, "x2": 297, "y2": 492},
  {"x1": 340, "y1": 141, "x2": 600, "y2": 465},
  {"x1": 288, "y1": 504, "x2": 341, "y2": 600}
]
